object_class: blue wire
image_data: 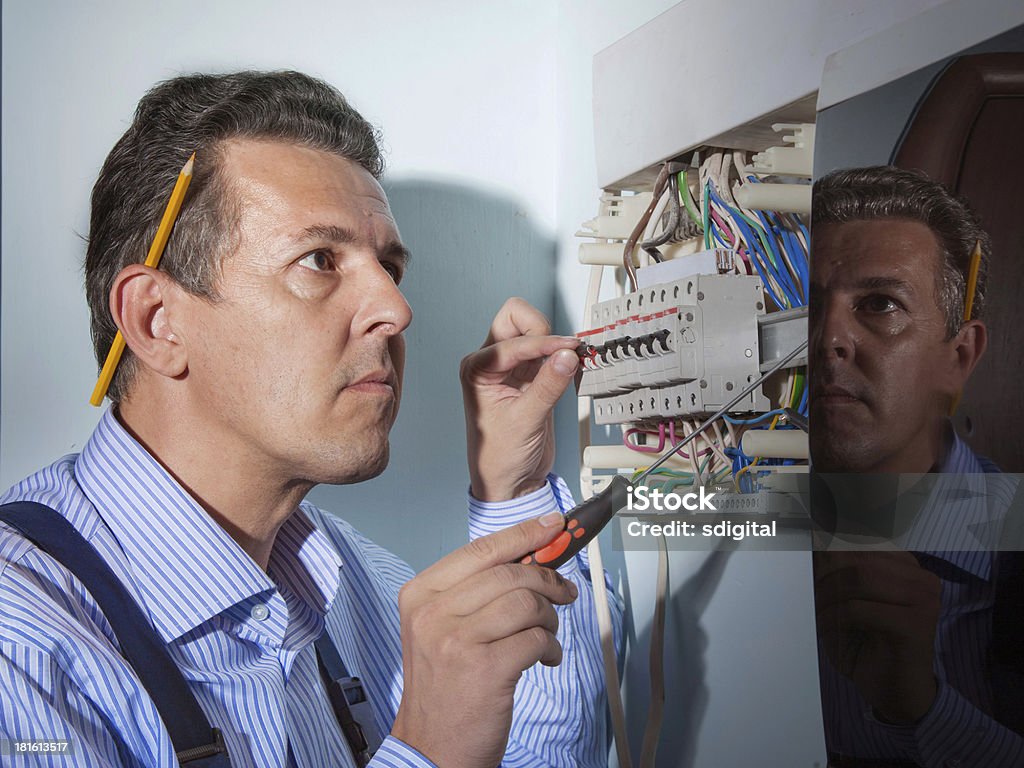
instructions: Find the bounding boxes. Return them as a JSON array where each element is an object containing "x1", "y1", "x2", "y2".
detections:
[
  {"x1": 722, "y1": 408, "x2": 787, "y2": 425},
  {"x1": 779, "y1": 226, "x2": 809, "y2": 304},
  {"x1": 736, "y1": 211, "x2": 801, "y2": 308},
  {"x1": 708, "y1": 185, "x2": 799, "y2": 309},
  {"x1": 729, "y1": 215, "x2": 788, "y2": 309},
  {"x1": 745, "y1": 179, "x2": 811, "y2": 306},
  {"x1": 753, "y1": 209, "x2": 802, "y2": 305},
  {"x1": 777, "y1": 216, "x2": 810, "y2": 305}
]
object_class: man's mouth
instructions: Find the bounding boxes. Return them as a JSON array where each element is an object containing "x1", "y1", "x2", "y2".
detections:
[
  {"x1": 345, "y1": 370, "x2": 397, "y2": 396},
  {"x1": 812, "y1": 383, "x2": 864, "y2": 407}
]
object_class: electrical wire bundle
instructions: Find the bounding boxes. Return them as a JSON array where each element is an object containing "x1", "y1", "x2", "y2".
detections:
[
  {"x1": 697, "y1": 150, "x2": 809, "y2": 309},
  {"x1": 593, "y1": 149, "x2": 812, "y2": 767},
  {"x1": 618, "y1": 149, "x2": 810, "y2": 495}
]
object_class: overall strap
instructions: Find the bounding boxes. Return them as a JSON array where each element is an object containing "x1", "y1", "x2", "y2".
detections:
[
  {"x1": 0, "y1": 501, "x2": 230, "y2": 766},
  {"x1": 991, "y1": 551, "x2": 1024, "y2": 733}
]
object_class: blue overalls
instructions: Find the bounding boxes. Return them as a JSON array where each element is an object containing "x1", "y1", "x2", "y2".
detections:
[{"x1": 0, "y1": 502, "x2": 382, "y2": 767}]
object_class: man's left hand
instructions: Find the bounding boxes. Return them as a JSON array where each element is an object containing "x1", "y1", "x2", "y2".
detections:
[
  {"x1": 814, "y1": 550, "x2": 942, "y2": 724},
  {"x1": 461, "y1": 298, "x2": 579, "y2": 502}
]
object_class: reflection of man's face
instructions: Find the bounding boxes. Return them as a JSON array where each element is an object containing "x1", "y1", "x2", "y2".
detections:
[
  {"x1": 809, "y1": 219, "x2": 959, "y2": 473},
  {"x1": 174, "y1": 139, "x2": 413, "y2": 486}
]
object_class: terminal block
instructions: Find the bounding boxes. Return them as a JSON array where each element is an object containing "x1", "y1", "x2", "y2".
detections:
[{"x1": 577, "y1": 273, "x2": 770, "y2": 424}]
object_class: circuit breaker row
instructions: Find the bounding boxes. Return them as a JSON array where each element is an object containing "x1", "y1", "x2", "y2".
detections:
[{"x1": 576, "y1": 274, "x2": 770, "y2": 424}]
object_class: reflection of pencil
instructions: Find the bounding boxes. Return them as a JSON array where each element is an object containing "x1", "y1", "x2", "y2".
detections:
[
  {"x1": 963, "y1": 239, "x2": 981, "y2": 322},
  {"x1": 949, "y1": 240, "x2": 982, "y2": 416},
  {"x1": 89, "y1": 153, "x2": 196, "y2": 406}
]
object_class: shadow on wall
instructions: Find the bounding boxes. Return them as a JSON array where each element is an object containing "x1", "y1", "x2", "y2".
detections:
[
  {"x1": 621, "y1": 548, "x2": 734, "y2": 768},
  {"x1": 308, "y1": 179, "x2": 570, "y2": 573}
]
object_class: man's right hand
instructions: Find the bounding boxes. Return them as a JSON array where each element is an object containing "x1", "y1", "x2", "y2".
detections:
[{"x1": 391, "y1": 511, "x2": 579, "y2": 767}]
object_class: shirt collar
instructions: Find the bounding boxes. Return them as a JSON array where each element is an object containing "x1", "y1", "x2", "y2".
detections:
[
  {"x1": 909, "y1": 424, "x2": 993, "y2": 581},
  {"x1": 75, "y1": 408, "x2": 342, "y2": 643}
]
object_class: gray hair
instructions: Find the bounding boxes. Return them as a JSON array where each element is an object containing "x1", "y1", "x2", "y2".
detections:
[
  {"x1": 85, "y1": 70, "x2": 384, "y2": 402},
  {"x1": 812, "y1": 165, "x2": 990, "y2": 338}
]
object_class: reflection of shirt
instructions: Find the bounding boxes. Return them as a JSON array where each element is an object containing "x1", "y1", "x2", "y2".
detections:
[
  {"x1": 819, "y1": 430, "x2": 1023, "y2": 767},
  {"x1": 0, "y1": 408, "x2": 621, "y2": 767}
]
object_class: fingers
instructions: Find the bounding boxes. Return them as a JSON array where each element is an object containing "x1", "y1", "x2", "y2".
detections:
[
  {"x1": 466, "y1": 586, "x2": 561, "y2": 643},
  {"x1": 816, "y1": 599, "x2": 937, "y2": 639},
  {"x1": 441, "y1": 561, "x2": 578, "y2": 617},
  {"x1": 520, "y1": 349, "x2": 578, "y2": 416},
  {"x1": 492, "y1": 626, "x2": 564, "y2": 668},
  {"x1": 813, "y1": 550, "x2": 918, "y2": 579},
  {"x1": 413, "y1": 513, "x2": 569, "y2": 593},
  {"x1": 814, "y1": 552, "x2": 940, "y2": 612},
  {"x1": 483, "y1": 297, "x2": 552, "y2": 346},
  {"x1": 461, "y1": 335, "x2": 578, "y2": 385}
]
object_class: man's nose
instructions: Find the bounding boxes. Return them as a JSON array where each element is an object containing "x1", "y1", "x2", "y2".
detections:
[
  {"x1": 811, "y1": 299, "x2": 855, "y2": 362},
  {"x1": 356, "y1": 262, "x2": 413, "y2": 337}
]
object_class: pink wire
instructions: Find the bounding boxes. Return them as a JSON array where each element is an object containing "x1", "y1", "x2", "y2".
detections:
[
  {"x1": 624, "y1": 421, "x2": 715, "y2": 460},
  {"x1": 710, "y1": 209, "x2": 734, "y2": 245},
  {"x1": 623, "y1": 424, "x2": 665, "y2": 453},
  {"x1": 736, "y1": 247, "x2": 753, "y2": 275},
  {"x1": 667, "y1": 420, "x2": 710, "y2": 460}
]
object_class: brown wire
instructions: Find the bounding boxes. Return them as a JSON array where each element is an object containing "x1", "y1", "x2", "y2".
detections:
[{"x1": 623, "y1": 164, "x2": 672, "y2": 292}]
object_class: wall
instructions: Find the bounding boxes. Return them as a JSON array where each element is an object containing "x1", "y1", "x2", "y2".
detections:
[
  {"x1": 0, "y1": 2, "x2": 866, "y2": 767},
  {"x1": 1, "y1": 0, "x2": 566, "y2": 571}
]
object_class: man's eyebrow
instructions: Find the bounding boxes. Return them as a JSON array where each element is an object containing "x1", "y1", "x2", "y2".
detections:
[
  {"x1": 851, "y1": 276, "x2": 915, "y2": 294},
  {"x1": 810, "y1": 275, "x2": 917, "y2": 298},
  {"x1": 294, "y1": 223, "x2": 412, "y2": 264}
]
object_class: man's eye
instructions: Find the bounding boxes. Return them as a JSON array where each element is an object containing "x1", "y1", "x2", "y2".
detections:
[
  {"x1": 382, "y1": 261, "x2": 403, "y2": 284},
  {"x1": 857, "y1": 294, "x2": 900, "y2": 313},
  {"x1": 298, "y1": 250, "x2": 334, "y2": 272}
]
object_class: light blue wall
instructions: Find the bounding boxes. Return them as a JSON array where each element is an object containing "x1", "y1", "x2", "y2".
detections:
[
  {"x1": 0, "y1": 3, "x2": 849, "y2": 767},
  {"x1": 0, "y1": 1, "x2": 564, "y2": 575}
]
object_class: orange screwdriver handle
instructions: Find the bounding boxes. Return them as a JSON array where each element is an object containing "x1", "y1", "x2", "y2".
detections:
[{"x1": 520, "y1": 475, "x2": 631, "y2": 569}]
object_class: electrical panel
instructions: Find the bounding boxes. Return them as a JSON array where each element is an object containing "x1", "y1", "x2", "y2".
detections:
[
  {"x1": 578, "y1": 271, "x2": 770, "y2": 425},
  {"x1": 575, "y1": 127, "x2": 815, "y2": 491}
]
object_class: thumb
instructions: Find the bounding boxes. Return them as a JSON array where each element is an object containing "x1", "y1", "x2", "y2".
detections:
[{"x1": 521, "y1": 349, "x2": 577, "y2": 417}]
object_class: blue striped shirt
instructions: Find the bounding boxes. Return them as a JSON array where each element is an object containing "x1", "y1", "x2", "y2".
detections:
[
  {"x1": 819, "y1": 430, "x2": 1024, "y2": 766},
  {"x1": 0, "y1": 408, "x2": 621, "y2": 767}
]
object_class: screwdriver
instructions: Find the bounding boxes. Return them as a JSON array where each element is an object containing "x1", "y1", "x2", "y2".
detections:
[{"x1": 522, "y1": 339, "x2": 808, "y2": 569}]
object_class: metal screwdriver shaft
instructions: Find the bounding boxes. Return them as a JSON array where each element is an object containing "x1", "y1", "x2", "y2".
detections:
[
  {"x1": 634, "y1": 339, "x2": 808, "y2": 484},
  {"x1": 523, "y1": 339, "x2": 808, "y2": 570}
]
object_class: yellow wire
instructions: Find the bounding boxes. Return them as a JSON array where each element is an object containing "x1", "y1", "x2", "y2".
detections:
[{"x1": 733, "y1": 371, "x2": 795, "y2": 491}]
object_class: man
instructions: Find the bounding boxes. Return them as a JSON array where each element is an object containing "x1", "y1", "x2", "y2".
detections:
[
  {"x1": 809, "y1": 166, "x2": 1021, "y2": 766},
  {"x1": 0, "y1": 71, "x2": 619, "y2": 767}
]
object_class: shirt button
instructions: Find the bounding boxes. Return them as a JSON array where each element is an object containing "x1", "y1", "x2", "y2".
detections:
[{"x1": 250, "y1": 603, "x2": 270, "y2": 621}]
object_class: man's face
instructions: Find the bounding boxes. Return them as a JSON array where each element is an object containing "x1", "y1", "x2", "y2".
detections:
[
  {"x1": 809, "y1": 218, "x2": 960, "y2": 473},
  {"x1": 176, "y1": 139, "x2": 412, "y2": 485}
]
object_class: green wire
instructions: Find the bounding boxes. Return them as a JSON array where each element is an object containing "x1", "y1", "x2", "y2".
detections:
[
  {"x1": 678, "y1": 171, "x2": 702, "y2": 230},
  {"x1": 702, "y1": 181, "x2": 712, "y2": 250},
  {"x1": 790, "y1": 371, "x2": 805, "y2": 408},
  {"x1": 728, "y1": 199, "x2": 781, "y2": 271}
]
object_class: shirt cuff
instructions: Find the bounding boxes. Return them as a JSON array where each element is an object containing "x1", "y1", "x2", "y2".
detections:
[
  {"x1": 468, "y1": 474, "x2": 564, "y2": 537},
  {"x1": 862, "y1": 678, "x2": 1024, "y2": 767},
  {"x1": 370, "y1": 736, "x2": 437, "y2": 767},
  {"x1": 913, "y1": 678, "x2": 1023, "y2": 767},
  {"x1": 468, "y1": 474, "x2": 587, "y2": 576}
]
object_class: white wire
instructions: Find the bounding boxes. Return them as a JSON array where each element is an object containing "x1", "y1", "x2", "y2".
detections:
[
  {"x1": 586, "y1": 537, "x2": 632, "y2": 768},
  {"x1": 696, "y1": 417, "x2": 732, "y2": 469},
  {"x1": 680, "y1": 420, "x2": 704, "y2": 485},
  {"x1": 642, "y1": 184, "x2": 671, "y2": 244},
  {"x1": 577, "y1": 263, "x2": 633, "y2": 768},
  {"x1": 638, "y1": 535, "x2": 668, "y2": 768}
]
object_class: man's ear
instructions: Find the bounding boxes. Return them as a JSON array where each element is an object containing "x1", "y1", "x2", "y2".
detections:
[
  {"x1": 110, "y1": 265, "x2": 188, "y2": 379},
  {"x1": 948, "y1": 318, "x2": 987, "y2": 392}
]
